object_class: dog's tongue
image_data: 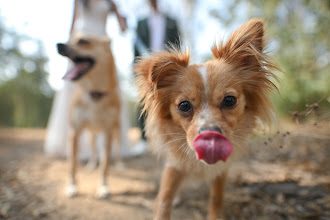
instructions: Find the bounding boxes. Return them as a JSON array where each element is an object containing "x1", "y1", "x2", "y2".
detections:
[
  {"x1": 193, "y1": 131, "x2": 233, "y2": 164},
  {"x1": 63, "y1": 62, "x2": 89, "y2": 80}
]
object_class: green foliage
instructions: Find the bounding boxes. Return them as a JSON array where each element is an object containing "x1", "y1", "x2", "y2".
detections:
[
  {"x1": 209, "y1": 0, "x2": 330, "y2": 115},
  {"x1": 0, "y1": 16, "x2": 54, "y2": 127}
]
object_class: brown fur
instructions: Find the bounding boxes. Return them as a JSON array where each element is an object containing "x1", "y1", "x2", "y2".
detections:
[
  {"x1": 135, "y1": 19, "x2": 280, "y2": 219},
  {"x1": 59, "y1": 33, "x2": 120, "y2": 198}
]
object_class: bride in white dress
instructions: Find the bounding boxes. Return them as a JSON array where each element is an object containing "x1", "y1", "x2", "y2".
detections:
[{"x1": 45, "y1": 0, "x2": 146, "y2": 161}]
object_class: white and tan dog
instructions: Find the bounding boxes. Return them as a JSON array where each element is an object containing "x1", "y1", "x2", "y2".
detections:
[
  {"x1": 135, "y1": 19, "x2": 279, "y2": 219},
  {"x1": 57, "y1": 33, "x2": 120, "y2": 198}
]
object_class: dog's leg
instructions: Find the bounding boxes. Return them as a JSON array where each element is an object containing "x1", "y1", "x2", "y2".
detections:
[
  {"x1": 85, "y1": 131, "x2": 98, "y2": 171},
  {"x1": 66, "y1": 128, "x2": 82, "y2": 198},
  {"x1": 154, "y1": 166, "x2": 184, "y2": 220},
  {"x1": 96, "y1": 132, "x2": 112, "y2": 199},
  {"x1": 208, "y1": 173, "x2": 226, "y2": 220},
  {"x1": 113, "y1": 125, "x2": 124, "y2": 168}
]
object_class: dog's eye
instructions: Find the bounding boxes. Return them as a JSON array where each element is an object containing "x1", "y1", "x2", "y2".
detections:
[
  {"x1": 77, "y1": 39, "x2": 90, "y2": 45},
  {"x1": 178, "y1": 101, "x2": 192, "y2": 114},
  {"x1": 222, "y1": 96, "x2": 237, "y2": 109}
]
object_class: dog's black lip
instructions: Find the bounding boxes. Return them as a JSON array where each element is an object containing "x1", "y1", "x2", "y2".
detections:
[
  {"x1": 71, "y1": 56, "x2": 95, "y2": 81},
  {"x1": 73, "y1": 56, "x2": 94, "y2": 64}
]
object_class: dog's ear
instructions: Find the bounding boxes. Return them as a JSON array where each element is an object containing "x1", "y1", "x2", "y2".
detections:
[
  {"x1": 135, "y1": 49, "x2": 189, "y2": 92},
  {"x1": 100, "y1": 36, "x2": 111, "y2": 45},
  {"x1": 212, "y1": 18, "x2": 265, "y2": 67},
  {"x1": 212, "y1": 19, "x2": 280, "y2": 125},
  {"x1": 135, "y1": 49, "x2": 189, "y2": 117}
]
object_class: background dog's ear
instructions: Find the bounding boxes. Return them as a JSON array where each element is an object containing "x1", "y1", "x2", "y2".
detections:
[
  {"x1": 100, "y1": 36, "x2": 111, "y2": 45},
  {"x1": 211, "y1": 18, "x2": 265, "y2": 66}
]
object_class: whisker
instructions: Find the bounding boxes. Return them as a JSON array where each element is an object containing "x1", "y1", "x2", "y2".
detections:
[
  {"x1": 232, "y1": 127, "x2": 254, "y2": 133},
  {"x1": 231, "y1": 134, "x2": 249, "y2": 142},
  {"x1": 159, "y1": 137, "x2": 186, "y2": 149},
  {"x1": 183, "y1": 148, "x2": 196, "y2": 167},
  {"x1": 176, "y1": 142, "x2": 189, "y2": 154},
  {"x1": 158, "y1": 132, "x2": 186, "y2": 137},
  {"x1": 180, "y1": 145, "x2": 194, "y2": 165}
]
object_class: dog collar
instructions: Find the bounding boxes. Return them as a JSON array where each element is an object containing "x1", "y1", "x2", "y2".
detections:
[{"x1": 89, "y1": 91, "x2": 108, "y2": 101}]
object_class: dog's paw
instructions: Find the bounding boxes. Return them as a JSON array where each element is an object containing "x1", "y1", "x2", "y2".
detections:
[
  {"x1": 66, "y1": 184, "x2": 78, "y2": 198},
  {"x1": 96, "y1": 185, "x2": 110, "y2": 199},
  {"x1": 85, "y1": 160, "x2": 98, "y2": 171}
]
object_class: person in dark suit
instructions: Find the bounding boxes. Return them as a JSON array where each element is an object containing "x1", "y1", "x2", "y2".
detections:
[{"x1": 134, "y1": 0, "x2": 181, "y2": 140}]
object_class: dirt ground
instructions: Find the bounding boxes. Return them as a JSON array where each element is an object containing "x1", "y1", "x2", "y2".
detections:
[{"x1": 0, "y1": 120, "x2": 329, "y2": 220}]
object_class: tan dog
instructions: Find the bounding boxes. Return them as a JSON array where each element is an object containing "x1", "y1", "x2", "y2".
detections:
[
  {"x1": 135, "y1": 19, "x2": 279, "y2": 219},
  {"x1": 57, "y1": 33, "x2": 120, "y2": 198}
]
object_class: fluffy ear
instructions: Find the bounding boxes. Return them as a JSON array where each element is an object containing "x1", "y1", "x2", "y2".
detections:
[
  {"x1": 135, "y1": 49, "x2": 190, "y2": 117},
  {"x1": 212, "y1": 18, "x2": 265, "y2": 67},
  {"x1": 135, "y1": 50, "x2": 189, "y2": 88},
  {"x1": 212, "y1": 19, "x2": 280, "y2": 125}
]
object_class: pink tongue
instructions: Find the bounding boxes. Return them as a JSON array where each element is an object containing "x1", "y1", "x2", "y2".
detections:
[
  {"x1": 193, "y1": 131, "x2": 233, "y2": 164},
  {"x1": 62, "y1": 62, "x2": 89, "y2": 80}
]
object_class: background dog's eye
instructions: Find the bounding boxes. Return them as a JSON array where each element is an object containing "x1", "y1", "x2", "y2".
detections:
[
  {"x1": 222, "y1": 96, "x2": 237, "y2": 109},
  {"x1": 77, "y1": 39, "x2": 90, "y2": 45},
  {"x1": 178, "y1": 101, "x2": 192, "y2": 114}
]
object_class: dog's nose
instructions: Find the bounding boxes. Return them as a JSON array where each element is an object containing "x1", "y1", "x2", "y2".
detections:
[
  {"x1": 199, "y1": 126, "x2": 222, "y2": 134},
  {"x1": 57, "y1": 43, "x2": 67, "y2": 55}
]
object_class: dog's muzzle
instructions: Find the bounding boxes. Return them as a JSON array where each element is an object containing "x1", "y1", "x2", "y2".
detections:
[{"x1": 193, "y1": 126, "x2": 233, "y2": 164}]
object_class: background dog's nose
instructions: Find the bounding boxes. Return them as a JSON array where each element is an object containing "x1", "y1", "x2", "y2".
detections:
[
  {"x1": 57, "y1": 43, "x2": 67, "y2": 55},
  {"x1": 199, "y1": 126, "x2": 222, "y2": 134}
]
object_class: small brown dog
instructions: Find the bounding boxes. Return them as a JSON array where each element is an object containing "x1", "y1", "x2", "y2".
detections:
[
  {"x1": 135, "y1": 19, "x2": 279, "y2": 219},
  {"x1": 57, "y1": 33, "x2": 120, "y2": 198}
]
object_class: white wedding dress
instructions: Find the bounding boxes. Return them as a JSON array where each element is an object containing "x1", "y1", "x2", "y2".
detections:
[{"x1": 45, "y1": 0, "x2": 146, "y2": 160}]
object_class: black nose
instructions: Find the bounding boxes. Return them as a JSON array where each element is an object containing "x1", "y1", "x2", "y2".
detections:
[
  {"x1": 57, "y1": 43, "x2": 67, "y2": 55},
  {"x1": 199, "y1": 126, "x2": 222, "y2": 134}
]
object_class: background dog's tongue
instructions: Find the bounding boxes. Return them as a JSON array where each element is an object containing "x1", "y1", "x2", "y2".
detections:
[
  {"x1": 193, "y1": 131, "x2": 233, "y2": 164},
  {"x1": 62, "y1": 62, "x2": 89, "y2": 80}
]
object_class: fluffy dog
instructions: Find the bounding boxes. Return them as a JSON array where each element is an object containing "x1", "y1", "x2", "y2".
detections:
[
  {"x1": 135, "y1": 19, "x2": 279, "y2": 219},
  {"x1": 57, "y1": 33, "x2": 120, "y2": 198}
]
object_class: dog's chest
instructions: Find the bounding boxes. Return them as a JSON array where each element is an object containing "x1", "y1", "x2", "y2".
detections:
[{"x1": 71, "y1": 93, "x2": 117, "y2": 129}]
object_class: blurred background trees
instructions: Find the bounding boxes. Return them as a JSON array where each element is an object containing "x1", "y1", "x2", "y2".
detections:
[{"x1": 0, "y1": 15, "x2": 53, "y2": 127}]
